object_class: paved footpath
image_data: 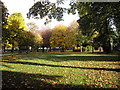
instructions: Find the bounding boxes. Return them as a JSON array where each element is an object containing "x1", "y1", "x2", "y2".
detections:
[{"x1": 0, "y1": 53, "x2": 18, "y2": 56}]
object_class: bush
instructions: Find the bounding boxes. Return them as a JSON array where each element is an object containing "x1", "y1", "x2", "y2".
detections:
[
  {"x1": 87, "y1": 46, "x2": 93, "y2": 51},
  {"x1": 82, "y1": 47, "x2": 86, "y2": 51},
  {"x1": 82, "y1": 46, "x2": 93, "y2": 52}
]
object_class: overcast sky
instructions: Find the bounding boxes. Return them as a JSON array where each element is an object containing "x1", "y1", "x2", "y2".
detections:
[{"x1": 2, "y1": 0, "x2": 79, "y2": 30}]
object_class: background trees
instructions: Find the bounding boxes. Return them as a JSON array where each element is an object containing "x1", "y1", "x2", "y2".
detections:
[
  {"x1": 2, "y1": 1, "x2": 119, "y2": 53},
  {"x1": 50, "y1": 25, "x2": 77, "y2": 51},
  {"x1": 27, "y1": 22, "x2": 39, "y2": 32},
  {"x1": 40, "y1": 30, "x2": 52, "y2": 52},
  {"x1": 17, "y1": 31, "x2": 35, "y2": 52},
  {"x1": 32, "y1": 33, "x2": 43, "y2": 52},
  {"x1": 2, "y1": 12, "x2": 43, "y2": 53},
  {"x1": 28, "y1": 1, "x2": 120, "y2": 53}
]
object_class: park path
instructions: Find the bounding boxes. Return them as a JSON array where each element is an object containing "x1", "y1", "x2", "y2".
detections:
[{"x1": 0, "y1": 53, "x2": 18, "y2": 56}]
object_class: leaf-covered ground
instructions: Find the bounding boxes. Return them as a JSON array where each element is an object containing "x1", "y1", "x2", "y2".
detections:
[{"x1": 1, "y1": 52, "x2": 120, "y2": 89}]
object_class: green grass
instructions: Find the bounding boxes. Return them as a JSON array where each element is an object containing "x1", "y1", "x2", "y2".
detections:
[{"x1": 1, "y1": 52, "x2": 120, "y2": 89}]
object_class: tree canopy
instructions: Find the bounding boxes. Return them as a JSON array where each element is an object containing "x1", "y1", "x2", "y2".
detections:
[
  {"x1": 75, "y1": 2, "x2": 120, "y2": 52},
  {"x1": 50, "y1": 25, "x2": 77, "y2": 49},
  {"x1": 27, "y1": 22, "x2": 39, "y2": 32},
  {"x1": 28, "y1": 1, "x2": 120, "y2": 53},
  {"x1": 1, "y1": 0, "x2": 9, "y2": 51}
]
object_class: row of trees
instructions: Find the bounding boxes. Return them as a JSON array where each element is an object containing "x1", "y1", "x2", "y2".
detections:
[
  {"x1": 1, "y1": 1, "x2": 120, "y2": 53},
  {"x1": 1, "y1": 1, "x2": 96, "y2": 53},
  {"x1": 39, "y1": 22, "x2": 99, "y2": 52},
  {"x1": 2, "y1": 12, "x2": 43, "y2": 52},
  {"x1": 2, "y1": 11, "x2": 96, "y2": 53},
  {"x1": 27, "y1": 1, "x2": 120, "y2": 53},
  {"x1": 1, "y1": 0, "x2": 43, "y2": 53}
]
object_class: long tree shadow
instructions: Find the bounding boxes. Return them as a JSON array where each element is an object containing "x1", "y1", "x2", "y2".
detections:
[
  {"x1": 2, "y1": 61, "x2": 120, "y2": 72},
  {"x1": 2, "y1": 70, "x2": 104, "y2": 89},
  {"x1": 2, "y1": 64, "x2": 14, "y2": 69},
  {"x1": 46, "y1": 56, "x2": 120, "y2": 62},
  {"x1": 2, "y1": 53, "x2": 119, "y2": 62}
]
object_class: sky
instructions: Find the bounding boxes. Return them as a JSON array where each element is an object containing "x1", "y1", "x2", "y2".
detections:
[{"x1": 1, "y1": 0, "x2": 79, "y2": 30}]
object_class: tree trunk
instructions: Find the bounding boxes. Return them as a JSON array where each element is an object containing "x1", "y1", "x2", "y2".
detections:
[
  {"x1": 102, "y1": 44, "x2": 111, "y2": 54},
  {"x1": 80, "y1": 46, "x2": 82, "y2": 52},
  {"x1": 49, "y1": 47, "x2": 51, "y2": 52},
  {"x1": 3, "y1": 45, "x2": 6, "y2": 52},
  {"x1": 61, "y1": 47, "x2": 64, "y2": 52},
  {"x1": 42, "y1": 46, "x2": 44, "y2": 52},
  {"x1": 11, "y1": 45, "x2": 14, "y2": 52},
  {"x1": 37, "y1": 46, "x2": 39, "y2": 52},
  {"x1": 92, "y1": 43, "x2": 94, "y2": 53}
]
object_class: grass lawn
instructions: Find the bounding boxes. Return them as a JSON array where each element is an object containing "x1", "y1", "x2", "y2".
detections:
[{"x1": 1, "y1": 52, "x2": 120, "y2": 89}]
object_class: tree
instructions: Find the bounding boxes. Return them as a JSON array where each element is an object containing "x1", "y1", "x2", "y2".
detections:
[
  {"x1": 27, "y1": 22, "x2": 39, "y2": 32},
  {"x1": 33, "y1": 33, "x2": 43, "y2": 52},
  {"x1": 50, "y1": 25, "x2": 77, "y2": 51},
  {"x1": 27, "y1": 0, "x2": 66, "y2": 24},
  {"x1": 1, "y1": 1, "x2": 9, "y2": 52},
  {"x1": 69, "y1": 20, "x2": 79, "y2": 30},
  {"x1": 17, "y1": 30, "x2": 43, "y2": 53},
  {"x1": 17, "y1": 31, "x2": 35, "y2": 52},
  {"x1": 0, "y1": 1, "x2": 9, "y2": 26},
  {"x1": 74, "y1": 2, "x2": 120, "y2": 53},
  {"x1": 40, "y1": 30, "x2": 52, "y2": 52},
  {"x1": 6, "y1": 12, "x2": 27, "y2": 52}
]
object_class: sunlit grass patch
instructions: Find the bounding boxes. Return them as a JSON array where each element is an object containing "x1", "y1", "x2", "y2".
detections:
[{"x1": 1, "y1": 52, "x2": 120, "y2": 89}]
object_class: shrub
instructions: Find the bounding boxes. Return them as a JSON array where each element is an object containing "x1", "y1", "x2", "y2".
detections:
[
  {"x1": 82, "y1": 47, "x2": 86, "y2": 51},
  {"x1": 86, "y1": 46, "x2": 93, "y2": 51}
]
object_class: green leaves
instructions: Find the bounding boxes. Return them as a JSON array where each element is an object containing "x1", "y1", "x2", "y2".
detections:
[{"x1": 27, "y1": 1, "x2": 65, "y2": 23}]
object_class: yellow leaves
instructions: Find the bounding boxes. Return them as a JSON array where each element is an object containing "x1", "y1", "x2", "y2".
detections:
[
  {"x1": 7, "y1": 13, "x2": 26, "y2": 31},
  {"x1": 50, "y1": 25, "x2": 77, "y2": 48}
]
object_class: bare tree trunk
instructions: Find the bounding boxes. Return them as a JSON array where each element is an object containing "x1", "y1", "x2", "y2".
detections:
[
  {"x1": 11, "y1": 43, "x2": 14, "y2": 52},
  {"x1": 42, "y1": 46, "x2": 44, "y2": 52},
  {"x1": 80, "y1": 46, "x2": 82, "y2": 52},
  {"x1": 3, "y1": 45, "x2": 6, "y2": 52},
  {"x1": 37, "y1": 46, "x2": 39, "y2": 52},
  {"x1": 61, "y1": 47, "x2": 64, "y2": 52},
  {"x1": 49, "y1": 47, "x2": 51, "y2": 52}
]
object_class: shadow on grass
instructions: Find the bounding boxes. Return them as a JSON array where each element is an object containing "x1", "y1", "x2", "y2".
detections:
[
  {"x1": 2, "y1": 64, "x2": 14, "y2": 69},
  {"x1": 45, "y1": 56, "x2": 120, "y2": 62},
  {"x1": 2, "y1": 61, "x2": 120, "y2": 72},
  {"x1": 2, "y1": 70, "x2": 102, "y2": 89},
  {"x1": 2, "y1": 53, "x2": 119, "y2": 62}
]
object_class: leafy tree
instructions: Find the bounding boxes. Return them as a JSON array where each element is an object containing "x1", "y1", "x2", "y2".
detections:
[
  {"x1": 1, "y1": 1, "x2": 9, "y2": 52},
  {"x1": 17, "y1": 31, "x2": 35, "y2": 52},
  {"x1": 40, "y1": 30, "x2": 52, "y2": 52},
  {"x1": 68, "y1": 2, "x2": 120, "y2": 53},
  {"x1": 32, "y1": 32, "x2": 43, "y2": 52},
  {"x1": 6, "y1": 12, "x2": 27, "y2": 52},
  {"x1": 74, "y1": 2, "x2": 120, "y2": 53},
  {"x1": 27, "y1": 22, "x2": 39, "y2": 32},
  {"x1": 50, "y1": 25, "x2": 77, "y2": 51},
  {"x1": 69, "y1": 20, "x2": 79, "y2": 30},
  {"x1": 27, "y1": 0, "x2": 66, "y2": 24},
  {"x1": 17, "y1": 30, "x2": 43, "y2": 52}
]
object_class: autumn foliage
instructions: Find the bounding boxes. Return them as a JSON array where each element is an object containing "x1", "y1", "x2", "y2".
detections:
[{"x1": 50, "y1": 25, "x2": 77, "y2": 49}]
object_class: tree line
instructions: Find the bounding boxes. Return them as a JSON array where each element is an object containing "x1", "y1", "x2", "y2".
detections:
[
  {"x1": 27, "y1": 0, "x2": 120, "y2": 53},
  {"x1": 1, "y1": 1, "x2": 120, "y2": 53}
]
